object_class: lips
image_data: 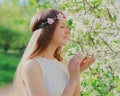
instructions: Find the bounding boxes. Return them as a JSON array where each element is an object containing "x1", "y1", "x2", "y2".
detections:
[{"x1": 63, "y1": 36, "x2": 69, "y2": 39}]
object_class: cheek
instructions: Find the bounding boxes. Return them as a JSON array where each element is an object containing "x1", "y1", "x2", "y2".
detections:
[
  {"x1": 53, "y1": 30, "x2": 66, "y2": 44},
  {"x1": 55, "y1": 37, "x2": 68, "y2": 46},
  {"x1": 54, "y1": 29, "x2": 63, "y2": 39},
  {"x1": 53, "y1": 32, "x2": 62, "y2": 43},
  {"x1": 52, "y1": 25, "x2": 69, "y2": 45}
]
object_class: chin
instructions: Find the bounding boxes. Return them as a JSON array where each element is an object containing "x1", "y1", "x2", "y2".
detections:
[
  {"x1": 57, "y1": 40, "x2": 68, "y2": 47},
  {"x1": 61, "y1": 41, "x2": 68, "y2": 46}
]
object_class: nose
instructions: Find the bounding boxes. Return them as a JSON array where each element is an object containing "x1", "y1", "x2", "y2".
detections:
[{"x1": 65, "y1": 27, "x2": 70, "y2": 34}]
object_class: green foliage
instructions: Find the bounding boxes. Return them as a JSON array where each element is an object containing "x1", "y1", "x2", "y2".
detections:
[
  {"x1": 113, "y1": 15, "x2": 117, "y2": 22},
  {"x1": 66, "y1": 19, "x2": 75, "y2": 30},
  {"x1": 0, "y1": 52, "x2": 20, "y2": 86},
  {"x1": 0, "y1": 25, "x2": 22, "y2": 52},
  {"x1": 0, "y1": 1, "x2": 32, "y2": 52}
]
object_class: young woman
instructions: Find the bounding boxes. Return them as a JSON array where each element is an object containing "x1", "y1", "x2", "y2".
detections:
[{"x1": 13, "y1": 8, "x2": 95, "y2": 96}]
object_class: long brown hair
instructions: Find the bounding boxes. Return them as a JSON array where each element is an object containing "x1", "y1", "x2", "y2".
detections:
[
  {"x1": 29, "y1": 8, "x2": 64, "y2": 61},
  {"x1": 13, "y1": 9, "x2": 64, "y2": 96}
]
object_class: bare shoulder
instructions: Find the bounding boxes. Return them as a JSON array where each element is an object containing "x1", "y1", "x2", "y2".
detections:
[
  {"x1": 22, "y1": 59, "x2": 42, "y2": 76},
  {"x1": 21, "y1": 59, "x2": 48, "y2": 96}
]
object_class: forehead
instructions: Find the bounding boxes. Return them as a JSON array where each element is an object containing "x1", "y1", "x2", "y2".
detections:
[{"x1": 58, "y1": 18, "x2": 66, "y2": 25}]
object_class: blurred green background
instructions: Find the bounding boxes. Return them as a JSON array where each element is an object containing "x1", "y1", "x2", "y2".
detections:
[
  {"x1": 0, "y1": 0, "x2": 120, "y2": 96},
  {"x1": 0, "y1": 0, "x2": 34, "y2": 87}
]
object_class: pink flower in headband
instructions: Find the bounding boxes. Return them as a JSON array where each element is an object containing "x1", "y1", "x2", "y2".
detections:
[
  {"x1": 47, "y1": 18, "x2": 54, "y2": 24},
  {"x1": 57, "y1": 13, "x2": 64, "y2": 20}
]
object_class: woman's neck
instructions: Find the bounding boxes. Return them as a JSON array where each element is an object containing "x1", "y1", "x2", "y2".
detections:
[{"x1": 39, "y1": 43, "x2": 58, "y2": 60}]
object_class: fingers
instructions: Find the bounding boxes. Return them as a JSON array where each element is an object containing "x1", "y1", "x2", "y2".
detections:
[
  {"x1": 76, "y1": 54, "x2": 83, "y2": 64},
  {"x1": 80, "y1": 54, "x2": 96, "y2": 73},
  {"x1": 86, "y1": 54, "x2": 94, "y2": 64},
  {"x1": 68, "y1": 54, "x2": 82, "y2": 81},
  {"x1": 89, "y1": 54, "x2": 96, "y2": 65},
  {"x1": 80, "y1": 57, "x2": 87, "y2": 66},
  {"x1": 70, "y1": 54, "x2": 83, "y2": 69},
  {"x1": 81, "y1": 54, "x2": 95, "y2": 67}
]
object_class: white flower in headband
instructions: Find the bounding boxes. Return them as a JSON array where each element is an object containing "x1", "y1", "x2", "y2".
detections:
[
  {"x1": 38, "y1": 13, "x2": 64, "y2": 28},
  {"x1": 57, "y1": 13, "x2": 64, "y2": 20},
  {"x1": 47, "y1": 18, "x2": 54, "y2": 24},
  {"x1": 47, "y1": 13, "x2": 64, "y2": 24}
]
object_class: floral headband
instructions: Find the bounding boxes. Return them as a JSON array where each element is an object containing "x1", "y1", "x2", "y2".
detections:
[{"x1": 38, "y1": 13, "x2": 64, "y2": 28}]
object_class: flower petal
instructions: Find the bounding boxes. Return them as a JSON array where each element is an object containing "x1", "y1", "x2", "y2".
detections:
[
  {"x1": 47, "y1": 18, "x2": 54, "y2": 24},
  {"x1": 57, "y1": 13, "x2": 63, "y2": 20}
]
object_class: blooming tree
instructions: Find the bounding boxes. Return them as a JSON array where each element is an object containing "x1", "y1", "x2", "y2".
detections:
[{"x1": 51, "y1": 0, "x2": 120, "y2": 95}]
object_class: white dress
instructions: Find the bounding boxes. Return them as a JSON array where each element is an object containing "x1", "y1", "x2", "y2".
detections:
[{"x1": 22, "y1": 56, "x2": 69, "y2": 96}]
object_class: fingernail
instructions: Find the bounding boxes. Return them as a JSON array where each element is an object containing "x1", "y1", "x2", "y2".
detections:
[
  {"x1": 88, "y1": 55, "x2": 92, "y2": 58},
  {"x1": 84, "y1": 60, "x2": 86, "y2": 63}
]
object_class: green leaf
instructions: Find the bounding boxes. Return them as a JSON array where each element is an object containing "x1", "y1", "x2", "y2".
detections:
[
  {"x1": 67, "y1": 19, "x2": 73, "y2": 26},
  {"x1": 113, "y1": 15, "x2": 117, "y2": 22}
]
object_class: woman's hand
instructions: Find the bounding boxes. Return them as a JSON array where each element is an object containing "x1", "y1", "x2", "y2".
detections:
[
  {"x1": 80, "y1": 54, "x2": 95, "y2": 73},
  {"x1": 62, "y1": 54, "x2": 83, "y2": 96},
  {"x1": 68, "y1": 54, "x2": 84, "y2": 81}
]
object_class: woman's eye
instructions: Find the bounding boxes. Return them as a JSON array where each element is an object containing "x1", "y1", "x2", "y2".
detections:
[{"x1": 61, "y1": 26, "x2": 65, "y2": 28}]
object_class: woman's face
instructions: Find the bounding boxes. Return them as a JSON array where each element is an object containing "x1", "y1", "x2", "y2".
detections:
[{"x1": 51, "y1": 18, "x2": 70, "y2": 46}]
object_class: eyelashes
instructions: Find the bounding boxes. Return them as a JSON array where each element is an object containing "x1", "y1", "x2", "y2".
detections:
[
  {"x1": 61, "y1": 26, "x2": 64, "y2": 28},
  {"x1": 61, "y1": 25, "x2": 66, "y2": 28}
]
